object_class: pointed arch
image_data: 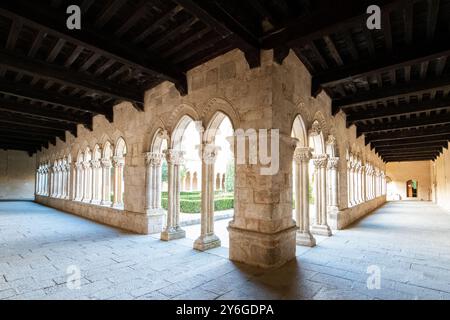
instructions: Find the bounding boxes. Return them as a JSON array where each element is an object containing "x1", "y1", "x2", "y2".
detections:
[
  {"x1": 291, "y1": 114, "x2": 308, "y2": 147},
  {"x1": 114, "y1": 137, "x2": 127, "y2": 157}
]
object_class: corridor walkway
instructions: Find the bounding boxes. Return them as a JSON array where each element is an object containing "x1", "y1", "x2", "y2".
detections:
[{"x1": 0, "y1": 201, "x2": 449, "y2": 300}]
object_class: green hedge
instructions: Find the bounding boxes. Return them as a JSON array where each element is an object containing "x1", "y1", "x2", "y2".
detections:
[{"x1": 161, "y1": 192, "x2": 234, "y2": 213}]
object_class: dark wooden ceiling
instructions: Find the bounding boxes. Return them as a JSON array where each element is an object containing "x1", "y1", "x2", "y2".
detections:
[{"x1": 0, "y1": 0, "x2": 449, "y2": 163}]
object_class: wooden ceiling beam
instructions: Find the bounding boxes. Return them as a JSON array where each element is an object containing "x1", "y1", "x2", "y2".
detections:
[
  {"x1": 334, "y1": 74, "x2": 450, "y2": 111},
  {"x1": 358, "y1": 114, "x2": 450, "y2": 135},
  {"x1": 0, "y1": 49, "x2": 143, "y2": 107},
  {"x1": 0, "y1": 2, "x2": 187, "y2": 96},
  {"x1": 0, "y1": 117, "x2": 77, "y2": 134},
  {"x1": 0, "y1": 79, "x2": 113, "y2": 120},
  {"x1": 346, "y1": 97, "x2": 450, "y2": 123},
  {"x1": 174, "y1": 0, "x2": 261, "y2": 68},
  {"x1": 314, "y1": 37, "x2": 450, "y2": 89},
  {"x1": 365, "y1": 125, "x2": 450, "y2": 143},
  {"x1": 261, "y1": 0, "x2": 410, "y2": 48},
  {"x1": 0, "y1": 97, "x2": 92, "y2": 126},
  {"x1": 371, "y1": 136, "x2": 450, "y2": 147}
]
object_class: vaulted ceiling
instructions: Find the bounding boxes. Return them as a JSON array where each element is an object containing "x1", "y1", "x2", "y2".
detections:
[{"x1": 0, "y1": 0, "x2": 449, "y2": 162}]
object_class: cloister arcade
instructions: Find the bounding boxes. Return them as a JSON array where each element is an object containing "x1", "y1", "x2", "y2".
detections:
[
  {"x1": 36, "y1": 137, "x2": 127, "y2": 210},
  {"x1": 36, "y1": 107, "x2": 386, "y2": 255}
]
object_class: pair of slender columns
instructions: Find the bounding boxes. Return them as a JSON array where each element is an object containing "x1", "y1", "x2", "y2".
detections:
[
  {"x1": 100, "y1": 159, "x2": 112, "y2": 206},
  {"x1": 293, "y1": 147, "x2": 316, "y2": 246},
  {"x1": 161, "y1": 149, "x2": 186, "y2": 241},
  {"x1": 112, "y1": 156, "x2": 125, "y2": 208},
  {"x1": 145, "y1": 152, "x2": 164, "y2": 213},
  {"x1": 311, "y1": 154, "x2": 332, "y2": 236},
  {"x1": 75, "y1": 163, "x2": 84, "y2": 201},
  {"x1": 327, "y1": 157, "x2": 339, "y2": 211},
  {"x1": 90, "y1": 160, "x2": 102, "y2": 204},
  {"x1": 82, "y1": 162, "x2": 92, "y2": 202},
  {"x1": 194, "y1": 143, "x2": 221, "y2": 251}
]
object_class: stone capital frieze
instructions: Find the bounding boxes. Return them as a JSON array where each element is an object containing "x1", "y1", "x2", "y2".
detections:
[
  {"x1": 312, "y1": 154, "x2": 328, "y2": 168},
  {"x1": 327, "y1": 157, "x2": 339, "y2": 169},
  {"x1": 293, "y1": 147, "x2": 312, "y2": 163},
  {"x1": 164, "y1": 149, "x2": 184, "y2": 165}
]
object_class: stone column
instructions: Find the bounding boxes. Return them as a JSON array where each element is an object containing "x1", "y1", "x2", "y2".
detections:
[
  {"x1": 112, "y1": 156, "x2": 125, "y2": 208},
  {"x1": 327, "y1": 157, "x2": 339, "y2": 213},
  {"x1": 161, "y1": 149, "x2": 185, "y2": 241},
  {"x1": 100, "y1": 158, "x2": 112, "y2": 206},
  {"x1": 90, "y1": 160, "x2": 101, "y2": 204},
  {"x1": 194, "y1": 144, "x2": 221, "y2": 251},
  {"x1": 61, "y1": 165, "x2": 67, "y2": 199},
  {"x1": 293, "y1": 147, "x2": 316, "y2": 247},
  {"x1": 144, "y1": 152, "x2": 164, "y2": 213},
  {"x1": 360, "y1": 165, "x2": 366, "y2": 202},
  {"x1": 144, "y1": 152, "x2": 165, "y2": 234},
  {"x1": 49, "y1": 166, "x2": 55, "y2": 197},
  {"x1": 311, "y1": 155, "x2": 332, "y2": 236},
  {"x1": 75, "y1": 163, "x2": 83, "y2": 201},
  {"x1": 65, "y1": 163, "x2": 73, "y2": 200},
  {"x1": 82, "y1": 161, "x2": 91, "y2": 202}
]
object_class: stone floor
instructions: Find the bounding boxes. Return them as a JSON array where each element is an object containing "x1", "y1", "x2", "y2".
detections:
[{"x1": 1, "y1": 200, "x2": 450, "y2": 300}]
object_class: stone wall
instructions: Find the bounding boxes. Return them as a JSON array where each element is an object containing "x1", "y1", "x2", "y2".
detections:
[
  {"x1": 432, "y1": 143, "x2": 450, "y2": 210},
  {"x1": 386, "y1": 161, "x2": 432, "y2": 201},
  {"x1": 0, "y1": 150, "x2": 35, "y2": 200},
  {"x1": 35, "y1": 48, "x2": 386, "y2": 268}
]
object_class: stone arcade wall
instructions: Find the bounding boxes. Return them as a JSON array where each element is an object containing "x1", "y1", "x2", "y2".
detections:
[
  {"x1": 0, "y1": 150, "x2": 36, "y2": 200},
  {"x1": 386, "y1": 161, "x2": 432, "y2": 201},
  {"x1": 36, "y1": 49, "x2": 386, "y2": 267},
  {"x1": 433, "y1": 143, "x2": 450, "y2": 211}
]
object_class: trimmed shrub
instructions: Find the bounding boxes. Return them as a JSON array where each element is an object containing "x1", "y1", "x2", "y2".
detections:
[{"x1": 161, "y1": 191, "x2": 234, "y2": 213}]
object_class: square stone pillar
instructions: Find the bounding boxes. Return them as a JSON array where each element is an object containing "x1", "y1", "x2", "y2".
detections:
[{"x1": 227, "y1": 132, "x2": 297, "y2": 268}]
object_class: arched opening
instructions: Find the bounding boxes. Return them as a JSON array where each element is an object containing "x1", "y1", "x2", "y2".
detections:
[
  {"x1": 160, "y1": 115, "x2": 200, "y2": 241},
  {"x1": 101, "y1": 141, "x2": 113, "y2": 205},
  {"x1": 187, "y1": 111, "x2": 235, "y2": 250},
  {"x1": 406, "y1": 180, "x2": 418, "y2": 198},
  {"x1": 291, "y1": 115, "x2": 316, "y2": 246},
  {"x1": 308, "y1": 120, "x2": 332, "y2": 237}
]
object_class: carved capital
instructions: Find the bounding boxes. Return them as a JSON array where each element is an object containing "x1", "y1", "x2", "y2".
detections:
[
  {"x1": 327, "y1": 157, "x2": 339, "y2": 169},
  {"x1": 90, "y1": 160, "x2": 101, "y2": 169},
  {"x1": 293, "y1": 147, "x2": 312, "y2": 163},
  {"x1": 164, "y1": 149, "x2": 184, "y2": 165},
  {"x1": 202, "y1": 144, "x2": 220, "y2": 164},
  {"x1": 312, "y1": 154, "x2": 328, "y2": 169},
  {"x1": 100, "y1": 158, "x2": 112, "y2": 168},
  {"x1": 145, "y1": 152, "x2": 164, "y2": 166},
  {"x1": 82, "y1": 161, "x2": 91, "y2": 169},
  {"x1": 112, "y1": 156, "x2": 125, "y2": 167}
]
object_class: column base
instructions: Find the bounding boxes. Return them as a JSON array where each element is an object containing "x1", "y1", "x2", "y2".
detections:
[
  {"x1": 194, "y1": 234, "x2": 221, "y2": 251},
  {"x1": 311, "y1": 224, "x2": 332, "y2": 236},
  {"x1": 228, "y1": 223, "x2": 297, "y2": 268},
  {"x1": 90, "y1": 199, "x2": 101, "y2": 205},
  {"x1": 296, "y1": 231, "x2": 316, "y2": 247},
  {"x1": 147, "y1": 210, "x2": 165, "y2": 234},
  {"x1": 101, "y1": 200, "x2": 112, "y2": 206},
  {"x1": 160, "y1": 226, "x2": 186, "y2": 241},
  {"x1": 112, "y1": 203, "x2": 124, "y2": 209}
]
